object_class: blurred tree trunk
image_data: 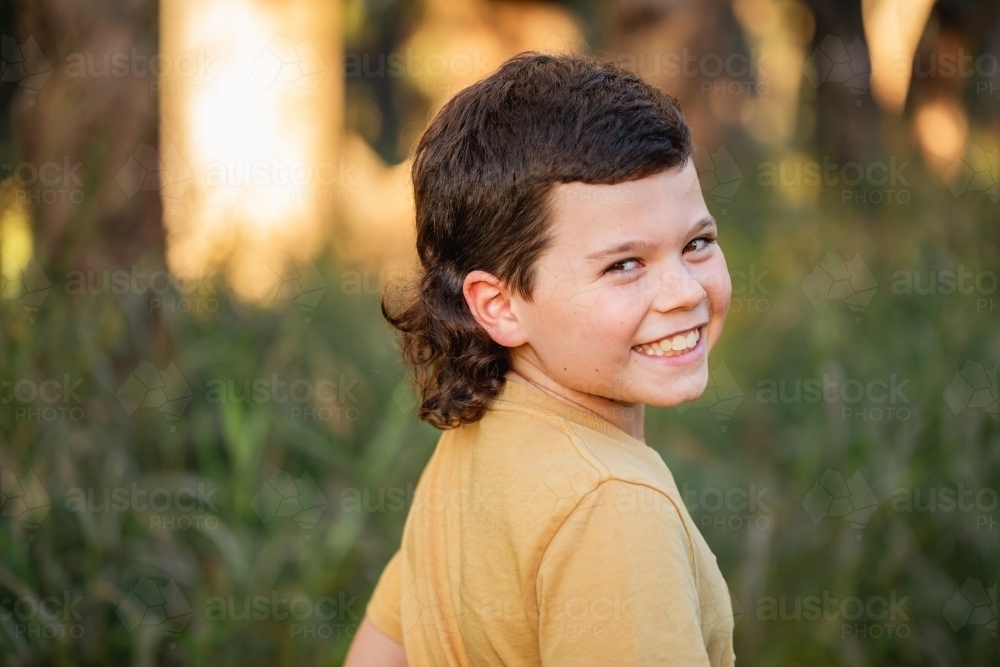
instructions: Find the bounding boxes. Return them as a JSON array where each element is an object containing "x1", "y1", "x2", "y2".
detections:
[
  {"x1": 802, "y1": 0, "x2": 882, "y2": 162},
  {"x1": 15, "y1": 0, "x2": 164, "y2": 273},
  {"x1": 603, "y1": 0, "x2": 737, "y2": 149}
]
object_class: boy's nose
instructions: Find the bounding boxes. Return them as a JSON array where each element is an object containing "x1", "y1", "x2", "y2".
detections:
[{"x1": 649, "y1": 265, "x2": 707, "y2": 312}]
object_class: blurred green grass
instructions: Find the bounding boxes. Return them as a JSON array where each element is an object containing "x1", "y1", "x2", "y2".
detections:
[{"x1": 0, "y1": 248, "x2": 445, "y2": 665}]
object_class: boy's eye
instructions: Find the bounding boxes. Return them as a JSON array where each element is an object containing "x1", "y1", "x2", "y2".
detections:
[
  {"x1": 684, "y1": 235, "x2": 717, "y2": 253},
  {"x1": 606, "y1": 258, "x2": 642, "y2": 274}
]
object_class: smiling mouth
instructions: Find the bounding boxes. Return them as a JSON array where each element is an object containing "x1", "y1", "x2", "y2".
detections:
[{"x1": 632, "y1": 326, "x2": 702, "y2": 357}]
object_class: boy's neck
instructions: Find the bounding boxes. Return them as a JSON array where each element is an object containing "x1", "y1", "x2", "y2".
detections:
[{"x1": 503, "y1": 369, "x2": 646, "y2": 443}]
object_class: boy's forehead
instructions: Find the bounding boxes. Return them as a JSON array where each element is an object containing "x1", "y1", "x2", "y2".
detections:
[{"x1": 544, "y1": 162, "x2": 704, "y2": 252}]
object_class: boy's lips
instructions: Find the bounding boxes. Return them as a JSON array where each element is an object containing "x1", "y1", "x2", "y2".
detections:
[{"x1": 632, "y1": 325, "x2": 707, "y2": 363}]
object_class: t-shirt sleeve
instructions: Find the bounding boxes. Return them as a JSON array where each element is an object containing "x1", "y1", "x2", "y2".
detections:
[
  {"x1": 365, "y1": 548, "x2": 404, "y2": 644},
  {"x1": 536, "y1": 480, "x2": 711, "y2": 666}
]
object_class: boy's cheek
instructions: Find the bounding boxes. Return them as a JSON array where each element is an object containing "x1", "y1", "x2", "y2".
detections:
[
  {"x1": 704, "y1": 269, "x2": 732, "y2": 352},
  {"x1": 719, "y1": 270, "x2": 734, "y2": 314},
  {"x1": 709, "y1": 258, "x2": 734, "y2": 314}
]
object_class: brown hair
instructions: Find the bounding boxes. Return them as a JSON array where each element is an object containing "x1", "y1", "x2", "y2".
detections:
[{"x1": 381, "y1": 51, "x2": 693, "y2": 429}]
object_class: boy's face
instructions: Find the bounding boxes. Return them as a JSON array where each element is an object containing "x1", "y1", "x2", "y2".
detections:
[{"x1": 510, "y1": 159, "x2": 731, "y2": 408}]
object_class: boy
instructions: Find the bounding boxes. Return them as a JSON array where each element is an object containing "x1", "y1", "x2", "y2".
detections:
[{"x1": 345, "y1": 51, "x2": 735, "y2": 666}]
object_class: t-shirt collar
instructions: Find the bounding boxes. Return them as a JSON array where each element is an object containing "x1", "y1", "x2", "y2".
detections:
[{"x1": 491, "y1": 379, "x2": 645, "y2": 447}]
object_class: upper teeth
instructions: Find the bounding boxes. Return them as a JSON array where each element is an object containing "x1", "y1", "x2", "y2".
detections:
[{"x1": 635, "y1": 328, "x2": 700, "y2": 356}]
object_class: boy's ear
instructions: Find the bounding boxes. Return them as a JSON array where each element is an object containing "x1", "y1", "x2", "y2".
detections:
[{"x1": 462, "y1": 270, "x2": 528, "y2": 348}]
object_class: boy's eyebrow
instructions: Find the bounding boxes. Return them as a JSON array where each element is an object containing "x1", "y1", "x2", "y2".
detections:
[
  {"x1": 584, "y1": 217, "x2": 717, "y2": 263},
  {"x1": 585, "y1": 239, "x2": 658, "y2": 263},
  {"x1": 691, "y1": 216, "x2": 718, "y2": 234}
]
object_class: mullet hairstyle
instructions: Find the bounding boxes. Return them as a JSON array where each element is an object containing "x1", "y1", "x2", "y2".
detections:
[{"x1": 381, "y1": 51, "x2": 693, "y2": 429}]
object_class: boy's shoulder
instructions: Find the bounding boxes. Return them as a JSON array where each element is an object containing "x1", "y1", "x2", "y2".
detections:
[{"x1": 443, "y1": 392, "x2": 700, "y2": 569}]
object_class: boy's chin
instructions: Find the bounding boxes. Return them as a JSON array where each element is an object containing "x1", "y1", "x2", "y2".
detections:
[{"x1": 637, "y1": 368, "x2": 710, "y2": 408}]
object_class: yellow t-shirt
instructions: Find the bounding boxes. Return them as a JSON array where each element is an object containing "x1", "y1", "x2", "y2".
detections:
[{"x1": 365, "y1": 379, "x2": 736, "y2": 666}]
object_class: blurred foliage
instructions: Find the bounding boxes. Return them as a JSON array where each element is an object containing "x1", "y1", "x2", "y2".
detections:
[
  {"x1": 1, "y1": 0, "x2": 998, "y2": 665},
  {"x1": 1, "y1": 247, "x2": 442, "y2": 665}
]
